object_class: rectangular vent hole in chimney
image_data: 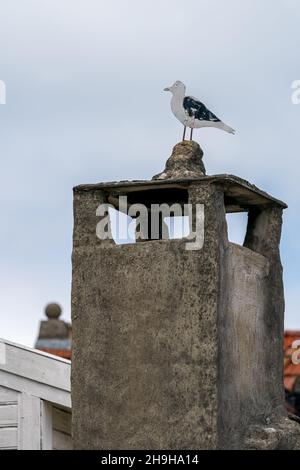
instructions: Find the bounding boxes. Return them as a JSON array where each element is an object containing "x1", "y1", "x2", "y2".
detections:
[
  {"x1": 108, "y1": 207, "x2": 136, "y2": 245},
  {"x1": 226, "y1": 212, "x2": 248, "y2": 246},
  {"x1": 164, "y1": 216, "x2": 190, "y2": 240}
]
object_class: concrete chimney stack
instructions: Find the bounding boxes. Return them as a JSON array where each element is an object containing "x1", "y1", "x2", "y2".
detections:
[{"x1": 71, "y1": 142, "x2": 300, "y2": 449}]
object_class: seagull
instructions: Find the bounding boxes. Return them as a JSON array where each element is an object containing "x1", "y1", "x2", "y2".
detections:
[{"x1": 164, "y1": 80, "x2": 235, "y2": 141}]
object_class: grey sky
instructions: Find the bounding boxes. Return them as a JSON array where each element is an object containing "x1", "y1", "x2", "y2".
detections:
[{"x1": 0, "y1": 0, "x2": 299, "y2": 346}]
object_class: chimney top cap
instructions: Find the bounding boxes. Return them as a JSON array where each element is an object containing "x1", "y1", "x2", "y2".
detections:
[
  {"x1": 152, "y1": 140, "x2": 205, "y2": 180},
  {"x1": 45, "y1": 303, "x2": 62, "y2": 319}
]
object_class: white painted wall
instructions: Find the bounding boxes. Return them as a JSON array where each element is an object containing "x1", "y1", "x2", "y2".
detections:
[{"x1": 0, "y1": 339, "x2": 71, "y2": 450}]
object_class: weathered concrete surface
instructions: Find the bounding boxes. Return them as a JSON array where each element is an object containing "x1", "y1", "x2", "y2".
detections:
[
  {"x1": 71, "y1": 160, "x2": 299, "y2": 449},
  {"x1": 37, "y1": 303, "x2": 69, "y2": 339},
  {"x1": 152, "y1": 141, "x2": 206, "y2": 180},
  {"x1": 72, "y1": 182, "x2": 226, "y2": 449},
  {"x1": 218, "y1": 243, "x2": 272, "y2": 448},
  {"x1": 35, "y1": 303, "x2": 72, "y2": 357},
  {"x1": 218, "y1": 205, "x2": 299, "y2": 449},
  {"x1": 244, "y1": 418, "x2": 300, "y2": 450}
]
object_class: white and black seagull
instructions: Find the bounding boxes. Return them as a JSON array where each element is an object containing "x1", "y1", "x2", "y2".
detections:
[{"x1": 164, "y1": 80, "x2": 235, "y2": 141}]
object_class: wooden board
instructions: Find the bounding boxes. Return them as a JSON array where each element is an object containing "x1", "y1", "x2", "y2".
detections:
[
  {"x1": 0, "y1": 385, "x2": 19, "y2": 403},
  {"x1": 0, "y1": 370, "x2": 71, "y2": 409},
  {"x1": 41, "y1": 401, "x2": 53, "y2": 450},
  {"x1": 53, "y1": 407, "x2": 71, "y2": 435},
  {"x1": 0, "y1": 339, "x2": 72, "y2": 450},
  {"x1": 0, "y1": 427, "x2": 18, "y2": 449},
  {"x1": 53, "y1": 429, "x2": 73, "y2": 450},
  {"x1": 18, "y1": 394, "x2": 41, "y2": 450},
  {"x1": 0, "y1": 340, "x2": 70, "y2": 391},
  {"x1": 0, "y1": 404, "x2": 18, "y2": 427}
]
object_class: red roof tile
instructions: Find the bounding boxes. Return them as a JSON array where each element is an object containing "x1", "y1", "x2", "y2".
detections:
[
  {"x1": 38, "y1": 348, "x2": 71, "y2": 359},
  {"x1": 284, "y1": 331, "x2": 300, "y2": 391}
]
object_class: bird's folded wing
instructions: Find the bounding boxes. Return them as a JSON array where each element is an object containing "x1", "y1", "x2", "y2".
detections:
[{"x1": 183, "y1": 96, "x2": 220, "y2": 122}]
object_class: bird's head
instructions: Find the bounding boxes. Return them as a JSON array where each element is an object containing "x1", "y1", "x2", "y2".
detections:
[{"x1": 164, "y1": 80, "x2": 186, "y2": 95}]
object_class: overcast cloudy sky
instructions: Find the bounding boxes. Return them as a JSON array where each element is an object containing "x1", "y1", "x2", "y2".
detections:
[{"x1": 0, "y1": 0, "x2": 299, "y2": 346}]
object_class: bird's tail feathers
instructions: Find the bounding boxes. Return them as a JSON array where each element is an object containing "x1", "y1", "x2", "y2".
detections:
[{"x1": 220, "y1": 122, "x2": 236, "y2": 134}]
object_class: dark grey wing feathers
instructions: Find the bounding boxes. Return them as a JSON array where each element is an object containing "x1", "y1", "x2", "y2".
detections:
[{"x1": 183, "y1": 96, "x2": 221, "y2": 122}]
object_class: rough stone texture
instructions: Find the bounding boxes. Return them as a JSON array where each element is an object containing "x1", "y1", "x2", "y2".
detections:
[
  {"x1": 244, "y1": 207, "x2": 286, "y2": 420},
  {"x1": 152, "y1": 141, "x2": 206, "y2": 180},
  {"x1": 75, "y1": 174, "x2": 287, "y2": 211},
  {"x1": 72, "y1": 181, "x2": 226, "y2": 449},
  {"x1": 45, "y1": 303, "x2": 62, "y2": 319},
  {"x1": 244, "y1": 418, "x2": 300, "y2": 450},
  {"x1": 37, "y1": 317, "x2": 69, "y2": 339},
  {"x1": 218, "y1": 243, "x2": 276, "y2": 448},
  {"x1": 35, "y1": 303, "x2": 72, "y2": 358},
  {"x1": 71, "y1": 166, "x2": 300, "y2": 449}
]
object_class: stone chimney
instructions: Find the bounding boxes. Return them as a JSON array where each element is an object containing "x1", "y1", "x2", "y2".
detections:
[
  {"x1": 35, "y1": 303, "x2": 72, "y2": 359},
  {"x1": 152, "y1": 140, "x2": 205, "y2": 179},
  {"x1": 71, "y1": 141, "x2": 300, "y2": 449}
]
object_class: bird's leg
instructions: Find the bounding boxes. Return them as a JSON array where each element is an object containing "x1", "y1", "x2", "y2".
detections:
[
  {"x1": 182, "y1": 126, "x2": 186, "y2": 141},
  {"x1": 190, "y1": 128, "x2": 193, "y2": 141}
]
